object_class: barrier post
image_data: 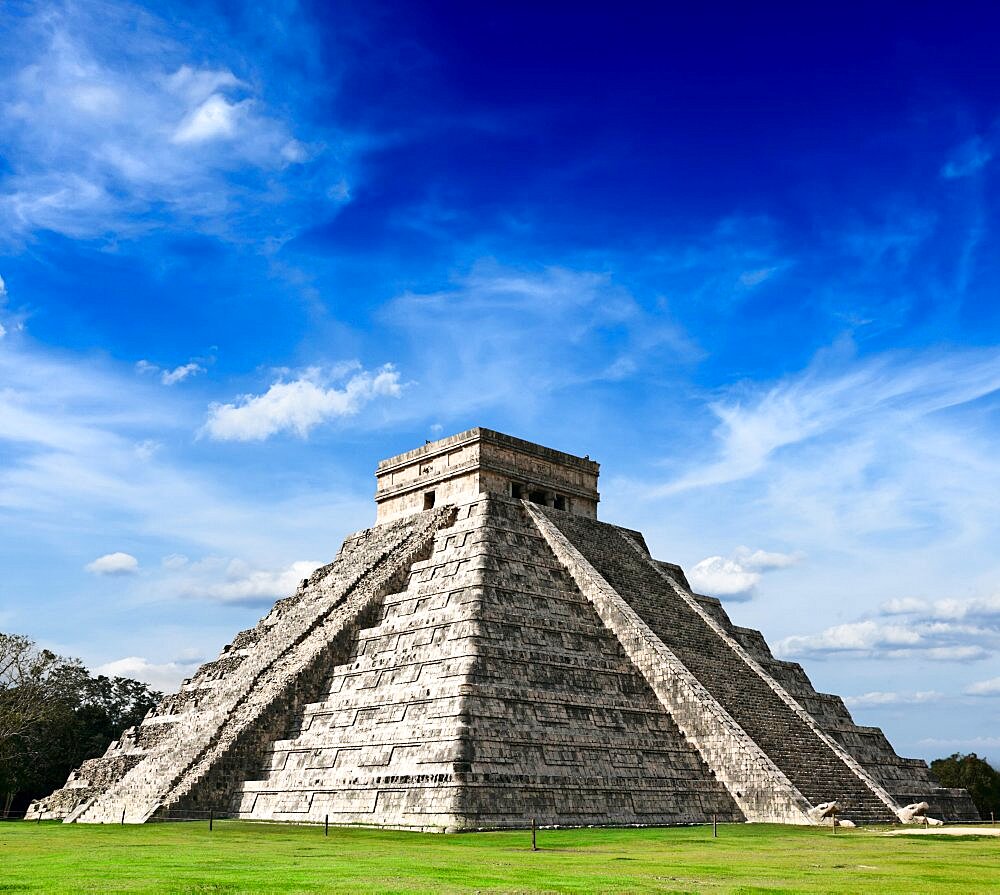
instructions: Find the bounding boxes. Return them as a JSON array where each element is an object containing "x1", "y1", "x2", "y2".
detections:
[
  {"x1": 713, "y1": 814, "x2": 717, "y2": 838},
  {"x1": 121, "y1": 808, "x2": 126, "y2": 826},
  {"x1": 325, "y1": 815, "x2": 329, "y2": 837},
  {"x1": 210, "y1": 809, "x2": 214, "y2": 832},
  {"x1": 531, "y1": 818, "x2": 538, "y2": 851}
]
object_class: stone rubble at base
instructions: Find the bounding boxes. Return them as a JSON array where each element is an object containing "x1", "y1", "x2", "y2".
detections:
[{"x1": 27, "y1": 428, "x2": 980, "y2": 829}]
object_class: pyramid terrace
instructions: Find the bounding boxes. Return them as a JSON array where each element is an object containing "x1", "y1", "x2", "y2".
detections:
[{"x1": 28, "y1": 430, "x2": 978, "y2": 830}]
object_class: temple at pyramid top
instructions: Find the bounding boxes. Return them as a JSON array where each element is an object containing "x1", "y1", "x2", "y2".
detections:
[{"x1": 375, "y1": 426, "x2": 600, "y2": 522}]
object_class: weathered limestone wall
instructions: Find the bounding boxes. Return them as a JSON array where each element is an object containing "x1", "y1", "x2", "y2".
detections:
[
  {"x1": 236, "y1": 496, "x2": 741, "y2": 830},
  {"x1": 376, "y1": 472, "x2": 482, "y2": 521},
  {"x1": 526, "y1": 503, "x2": 814, "y2": 824},
  {"x1": 27, "y1": 507, "x2": 457, "y2": 823},
  {"x1": 235, "y1": 504, "x2": 484, "y2": 829},
  {"x1": 375, "y1": 428, "x2": 599, "y2": 522},
  {"x1": 533, "y1": 505, "x2": 901, "y2": 825},
  {"x1": 454, "y1": 498, "x2": 738, "y2": 827},
  {"x1": 28, "y1": 428, "x2": 978, "y2": 829}
]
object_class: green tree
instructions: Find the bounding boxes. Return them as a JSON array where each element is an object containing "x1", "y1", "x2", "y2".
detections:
[
  {"x1": 0, "y1": 634, "x2": 66, "y2": 815},
  {"x1": 930, "y1": 752, "x2": 1000, "y2": 820},
  {"x1": 0, "y1": 633, "x2": 161, "y2": 817}
]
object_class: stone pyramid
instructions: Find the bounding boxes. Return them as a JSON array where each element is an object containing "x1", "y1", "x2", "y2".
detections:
[{"x1": 29, "y1": 428, "x2": 978, "y2": 828}]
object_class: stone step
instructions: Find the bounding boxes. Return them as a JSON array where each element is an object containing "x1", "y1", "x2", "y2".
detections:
[{"x1": 540, "y1": 508, "x2": 898, "y2": 824}]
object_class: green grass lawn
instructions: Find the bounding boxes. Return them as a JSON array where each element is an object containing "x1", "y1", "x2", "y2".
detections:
[{"x1": 0, "y1": 821, "x2": 996, "y2": 894}]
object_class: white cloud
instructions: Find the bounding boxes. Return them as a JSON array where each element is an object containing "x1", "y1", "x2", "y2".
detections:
[
  {"x1": 966, "y1": 677, "x2": 1000, "y2": 697},
  {"x1": 136, "y1": 360, "x2": 206, "y2": 385},
  {"x1": 0, "y1": 336, "x2": 373, "y2": 562},
  {"x1": 160, "y1": 362, "x2": 204, "y2": 385},
  {"x1": 655, "y1": 342, "x2": 1000, "y2": 495},
  {"x1": 923, "y1": 595, "x2": 1000, "y2": 621},
  {"x1": 164, "y1": 65, "x2": 242, "y2": 104},
  {"x1": 0, "y1": 333, "x2": 389, "y2": 698},
  {"x1": 134, "y1": 439, "x2": 161, "y2": 461},
  {"x1": 643, "y1": 214, "x2": 789, "y2": 309},
  {"x1": 689, "y1": 556, "x2": 760, "y2": 599},
  {"x1": 737, "y1": 266, "x2": 779, "y2": 288},
  {"x1": 777, "y1": 591, "x2": 1000, "y2": 662},
  {"x1": 781, "y1": 620, "x2": 917, "y2": 653},
  {"x1": 326, "y1": 179, "x2": 350, "y2": 201},
  {"x1": 382, "y1": 261, "x2": 697, "y2": 420},
  {"x1": 881, "y1": 597, "x2": 929, "y2": 615},
  {"x1": 95, "y1": 655, "x2": 199, "y2": 692},
  {"x1": 844, "y1": 691, "x2": 943, "y2": 708},
  {"x1": 0, "y1": 274, "x2": 8, "y2": 338},
  {"x1": 281, "y1": 139, "x2": 310, "y2": 163},
  {"x1": 735, "y1": 546, "x2": 799, "y2": 571},
  {"x1": 177, "y1": 558, "x2": 320, "y2": 604},
  {"x1": 0, "y1": 4, "x2": 346, "y2": 243},
  {"x1": 172, "y1": 94, "x2": 247, "y2": 144},
  {"x1": 85, "y1": 551, "x2": 139, "y2": 576},
  {"x1": 161, "y1": 553, "x2": 189, "y2": 570},
  {"x1": 203, "y1": 364, "x2": 402, "y2": 441},
  {"x1": 941, "y1": 137, "x2": 993, "y2": 179},
  {"x1": 688, "y1": 545, "x2": 799, "y2": 600}
]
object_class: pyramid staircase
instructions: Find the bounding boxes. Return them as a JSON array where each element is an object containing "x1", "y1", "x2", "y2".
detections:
[{"x1": 28, "y1": 427, "x2": 978, "y2": 828}]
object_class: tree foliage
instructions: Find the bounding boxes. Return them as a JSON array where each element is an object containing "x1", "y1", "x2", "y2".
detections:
[
  {"x1": 930, "y1": 752, "x2": 1000, "y2": 820},
  {"x1": 0, "y1": 633, "x2": 161, "y2": 816}
]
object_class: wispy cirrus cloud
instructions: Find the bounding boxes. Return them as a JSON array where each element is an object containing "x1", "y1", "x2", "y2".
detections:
[
  {"x1": 382, "y1": 261, "x2": 697, "y2": 420},
  {"x1": 918, "y1": 735, "x2": 1000, "y2": 753},
  {"x1": 160, "y1": 363, "x2": 205, "y2": 386},
  {"x1": 941, "y1": 136, "x2": 994, "y2": 179},
  {"x1": 137, "y1": 359, "x2": 206, "y2": 385},
  {"x1": 655, "y1": 341, "x2": 1000, "y2": 496},
  {"x1": 844, "y1": 691, "x2": 943, "y2": 708},
  {"x1": 0, "y1": 272, "x2": 14, "y2": 339},
  {"x1": 737, "y1": 266, "x2": 781, "y2": 288},
  {"x1": 0, "y1": 332, "x2": 373, "y2": 559},
  {"x1": 166, "y1": 556, "x2": 322, "y2": 605},
  {"x1": 966, "y1": 677, "x2": 1000, "y2": 697},
  {"x1": 881, "y1": 595, "x2": 1000, "y2": 621},
  {"x1": 0, "y1": 1, "x2": 346, "y2": 244},
  {"x1": 776, "y1": 592, "x2": 1000, "y2": 663},
  {"x1": 646, "y1": 214, "x2": 791, "y2": 306}
]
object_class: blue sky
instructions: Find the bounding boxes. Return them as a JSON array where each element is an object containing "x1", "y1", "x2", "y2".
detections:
[{"x1": 2, "y1": 0, "x2": 999, "y2": 764}]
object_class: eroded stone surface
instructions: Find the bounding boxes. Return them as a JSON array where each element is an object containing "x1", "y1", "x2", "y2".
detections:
[
  {"x1": 28, "y1": 507, "x2": 457, "y2": 823},
  {"x1": 234, "y1": 498, "x2": 741, "y2": 830},
  {"x1": 27, "y1": 430, "x2": 980, "y2": 827}
]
